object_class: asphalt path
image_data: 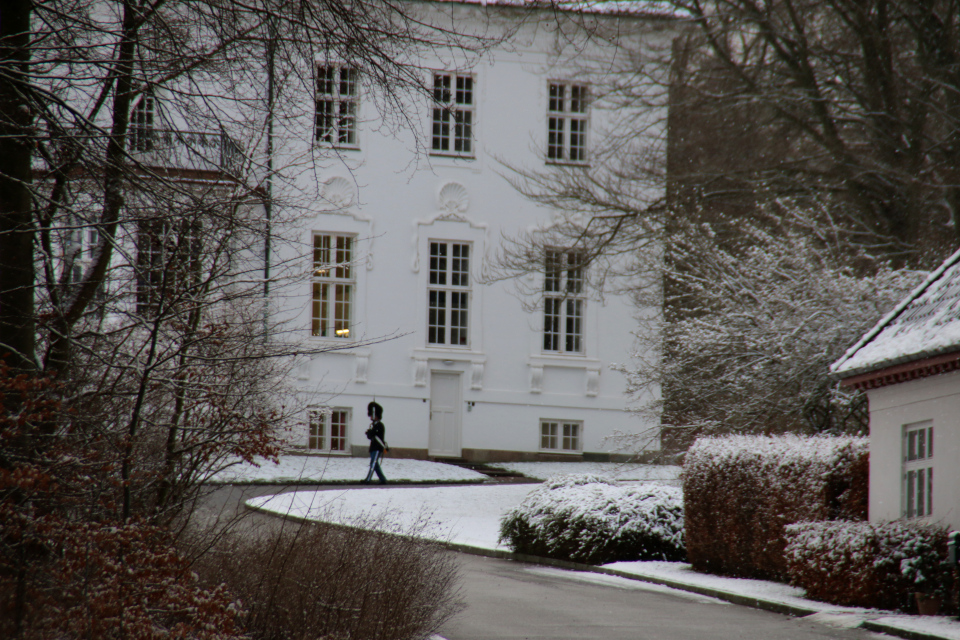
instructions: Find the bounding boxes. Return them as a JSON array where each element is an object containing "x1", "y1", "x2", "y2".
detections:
[
  {"x1": 439, "y1": 554, "x2": 890, "y2": 640},
  {"x1": 195, "y1": 485, "x2": 893, "y2": 640}
]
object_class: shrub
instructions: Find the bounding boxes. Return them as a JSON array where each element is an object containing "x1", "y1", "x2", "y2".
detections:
[
  {"x1": 785, "y1": 520, "x2": 951, "y2": 611},
  {"x1": 499, "y1": 474, "x2": 685, "y2": 564},
  {"x1": 683, "y1": 434, "x2": 868, "y2": 580},
  {"x1": 193, "y1": 516, "x2": 463, "y2": 640}
]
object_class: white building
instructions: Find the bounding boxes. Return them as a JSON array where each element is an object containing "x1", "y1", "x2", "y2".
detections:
[
  {"x1": 269, "y1": 2, "x2": 668, "y2": 462},
  {"x1": 832, "y1": 249, "x2": 960, "y2": 529}
]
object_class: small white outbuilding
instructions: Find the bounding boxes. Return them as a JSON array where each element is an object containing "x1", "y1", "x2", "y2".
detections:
[{"x1": 832, "y1": 249, "x2": 960, "y2": 529}]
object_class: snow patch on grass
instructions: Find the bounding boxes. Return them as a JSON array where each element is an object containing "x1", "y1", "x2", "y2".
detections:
[
  {"x1": 488, "y1": 461, "x2": 681, "y2": 482},
  {"x1": 209, "y1": 455, "x2": 487, "y2": 484}
]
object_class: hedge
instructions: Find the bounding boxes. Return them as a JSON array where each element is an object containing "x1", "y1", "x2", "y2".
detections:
[
  {"x1": 683, "y1": 434, "x2": 868, "y2": 580},
  {"x1": 499, "y1": 474, "x2": 685, "y2": 565},
  {"x1": 785, "y1": 520, "x2": 951, "y2": 611}
]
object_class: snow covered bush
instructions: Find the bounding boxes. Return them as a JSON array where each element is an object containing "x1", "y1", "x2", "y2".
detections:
[
  {"x1": 785, "y1": 520, "x2": 951, "y2": 610},
  {"x1": 499, "y1": 474, "x2": 684, "y2": 564},
  {"x1": 684, "y1": 434, "x2": 868, "y2": 580}
]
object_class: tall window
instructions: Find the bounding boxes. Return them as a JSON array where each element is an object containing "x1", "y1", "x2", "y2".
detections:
[
  {"x1": 547, "y1": 82, "x2": 588, "y2": 163},
  {"x1": 540, "y1": 420, "x2": 582, "y2": 452},
  {"x1": 308, "y1": 408, "x2": 350, "y2": 453},
  {"x1": 130, "y1": 95, "x2": 155, "y2": 152},
  {"x1": 903, "y1": 421, "x2": 933, "y2": 519},
  {"x1": 543, "y1": 248, "x2": 585, "y2": 353},
  {"x1": 316, "y1": 65, "x2": 359, "y2": 147},
  {"x1": 431, "y1": 73, "x2": 474, "y2": 156},
  {"x1": 312, "y1": 234, "x2": 354, "y2": 338},
  {"x1": 428, "y1": 241, "x2": 470, "y2": 346},
  {"x1": 136, "y1": 218, "x2": 201, "y2": 316}
]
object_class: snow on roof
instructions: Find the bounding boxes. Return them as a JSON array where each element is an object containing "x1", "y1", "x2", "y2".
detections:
[{"x1": 832, "y1": 247, "x2": 960, "y2": 378}]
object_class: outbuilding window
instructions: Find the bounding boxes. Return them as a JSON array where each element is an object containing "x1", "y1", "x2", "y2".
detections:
[{"x1": 903, "y1": 420, "x2": 933, "y2": 519}]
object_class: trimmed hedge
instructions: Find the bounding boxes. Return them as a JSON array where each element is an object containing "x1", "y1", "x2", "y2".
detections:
[
  {"x1": 683, "y1": 435, "x2": 868, "y2": 580},
  {"x1": 785, "y1": 520, "x2": 950, "y2": 611},
  {"x1": 499, "y1": 474, "x2": 685, "y2": 565}
]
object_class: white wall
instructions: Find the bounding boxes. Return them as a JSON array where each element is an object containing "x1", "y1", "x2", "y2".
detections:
[
  {"x1": 270, "y1": 4, "x2": 667, "y2": 459},
  {"x1": 866, "y1": 370, "x2": 960, "y2": 529}
]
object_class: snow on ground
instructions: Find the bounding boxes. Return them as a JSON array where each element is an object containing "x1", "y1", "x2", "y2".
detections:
[
  {"x1": 208, "y1": 455, "x2": 487, "y2": 484},
  {"x1": 247, "y1": 484, "x2": 533, "y2": 549},
  {"x1": 489, "y1": 461, "x2": 681, "y2": 483},
  {"x1": 249, "y1": 482, "x2": 960, "y2": 639}
]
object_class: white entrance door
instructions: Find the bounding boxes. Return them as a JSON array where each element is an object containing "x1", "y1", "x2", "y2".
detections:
[{"x1": 429, "y1": 371, "x2": 462, "y2": 458}]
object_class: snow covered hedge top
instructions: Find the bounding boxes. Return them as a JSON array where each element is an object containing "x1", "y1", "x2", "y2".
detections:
[
  {"x1": 832, "y1": 247, "x2": 959, "y2": 377},
  {"x1": 685, "y1": 434, "x2": 869, "y2": 480}
]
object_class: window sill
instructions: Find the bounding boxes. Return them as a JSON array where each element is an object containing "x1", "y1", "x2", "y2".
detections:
[
  {"x1": 315, "y1": 143, "x2": 361, "y2": 152},
  {"x1": 429, "y1": 152, "x2": 476, "y2": 160},
  {"x1": 413, "y1": 347, "x2": 486, "y2": 364},
  {"x1": 538, "y1": 449, "x2": 583, "y2": 455},
  {"x1": 530, "y1": 354, "x2": 599, "y2": 369},
  {"x1": 545, "y1": 160, "x2": 590, "y2": 168}
]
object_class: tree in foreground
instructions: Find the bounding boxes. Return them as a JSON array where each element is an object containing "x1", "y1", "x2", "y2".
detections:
[{"x1": 0, "y1": 0, "x2": 491, "y2": 636}]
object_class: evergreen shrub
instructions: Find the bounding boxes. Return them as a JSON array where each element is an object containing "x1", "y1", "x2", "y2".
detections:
[
  {"x1": 499, "y1": 474, "x2": 685, "y2": 565},
  {"x1": 785, "y1": 520, "x2": 950, "y2": 611},
  {"x1": 683, "y1": 434, "x2": 868, "y2": 580}
]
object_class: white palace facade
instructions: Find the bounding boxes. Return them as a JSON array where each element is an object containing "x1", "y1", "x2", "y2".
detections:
[{"x1": 266, "y1": 2, "x2": 668, "y2": 462}]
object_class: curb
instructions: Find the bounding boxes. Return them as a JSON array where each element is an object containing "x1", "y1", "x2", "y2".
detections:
[{"x1": 245, "y1": 503, "x2": 958, "y2": 640}]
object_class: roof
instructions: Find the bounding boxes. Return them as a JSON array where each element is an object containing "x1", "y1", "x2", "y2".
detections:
[{"x1": 832, "y1": 247, "x2": 960, "y2": 380}]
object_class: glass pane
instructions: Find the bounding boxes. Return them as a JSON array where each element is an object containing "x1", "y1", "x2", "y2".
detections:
[
  {"x1": 917, "y1": 429, "x2": 926, "y2": 459},
  {"x1": 917, "y1": 468, "x2": 926, "y2": 517},
  {"x1": 906, "y1": 470, "x2": 916, "y2": 518},
  {"x1": 549, "y1": 83, "x2": 564, "y2": 112}
]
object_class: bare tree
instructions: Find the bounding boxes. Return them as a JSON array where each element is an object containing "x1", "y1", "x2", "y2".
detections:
[{"x1": 0, "y1": 2, "x2": 500, "y2": 636}]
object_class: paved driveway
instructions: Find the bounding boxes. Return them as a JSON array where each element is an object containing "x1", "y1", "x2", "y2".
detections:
[{"x1": 440, "y1": 554, "x2": 888, "y2": 640}]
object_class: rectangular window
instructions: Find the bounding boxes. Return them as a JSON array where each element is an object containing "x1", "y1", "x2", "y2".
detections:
[
  {"x1": 903, "y1": 421, "x2": 933, "y2": 519},
  {"x1": 543, "y1": 248, "x2": 585, "y2": 354},
  {"x1": 130, "y1": 95, "x2": 155, "y2": 152},
  {"x1": 312, "y1": 234, "x2": 354, "y2": 338},
  {"x1": 316, "y1": 65, "x2": 359, "y2": 147},
  {"x1": 547, "y1": 82, "x2": 588, "y2": 163},
  {"x1": 136, "y1": 217, "x2": 201, "y2": 316},
  {"x1": 431, "y1": 73, "x2": 474, "y2": 156},
  {"x1": 540, "y1": 420, "x2": 582, "y2": 452},
  {"x1": 427, "y1": 241, "x2": 470, "y2": 346},
  {"x1": 308, "y1": 407, "x2": 350, "y2": 453}
]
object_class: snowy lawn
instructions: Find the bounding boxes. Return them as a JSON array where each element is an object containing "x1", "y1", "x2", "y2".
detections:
[
  {"x1": 208, "y1": 455, "x2": 487, "y2": 484},
  {"x1": 488, "y1": 462, "x2": 681, "y2": 483},
  {"x1": 249, "y1": 482, "x2": 960, "y2": 639}
]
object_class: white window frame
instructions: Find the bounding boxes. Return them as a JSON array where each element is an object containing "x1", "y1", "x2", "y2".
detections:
[
  {"x1": 427, "y1": 240, "x2": 471, "y2": 347},
  {"x1": 315, "y1": 64, "x2": 359, "y2": 148},
  {"x1": 547, "y1": 81, "x2": 588, "y2": 163},
  {"x1": 540, "y1": 419, "x2": 582, "y2": 453},
  {"x1": 543, "y1": 248, "x2": 585, "y2": 354},
  {"x1": 312, "y1": 233, "x2": 355, "y2": 339},
  {"x1": 308, "y1": 407, "x2": 350, "y2": 454},
  {"x1": 903, "y1": 420, "x2": 933, "y2": 519},
  {"x1": 431, "y1": 72, "x2": 475, "y2": 157},
  {"x1": 130, "y1": 94, "x2": 156, "y2": 152}
]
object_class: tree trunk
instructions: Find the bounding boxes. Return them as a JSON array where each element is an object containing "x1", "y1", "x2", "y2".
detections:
[{"x1": 0, "y1": 0, "x2": 36, "y2": 372}]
